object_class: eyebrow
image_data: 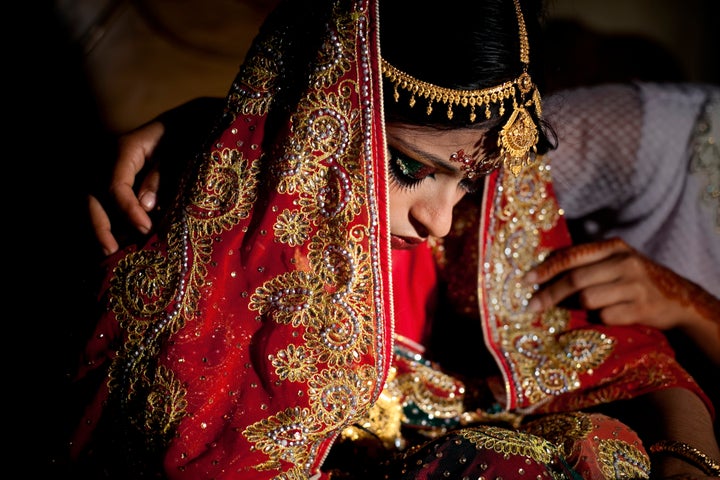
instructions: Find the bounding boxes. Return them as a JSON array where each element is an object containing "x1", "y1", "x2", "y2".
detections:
[{"x1": 388, "y1": 138, "x2": 461, "y2": 174}]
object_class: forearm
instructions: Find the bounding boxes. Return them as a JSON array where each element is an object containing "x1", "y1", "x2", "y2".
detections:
[
  {"x1": 678, "y1": 293, "x2": 720, "y2": 365},
  {"x1": 631, "y1": 388, "x2": 719, "y2": 478}
]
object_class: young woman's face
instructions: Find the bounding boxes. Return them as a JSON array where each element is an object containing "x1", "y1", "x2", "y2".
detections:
[{"x1": 385, "y1": 123, "x2": 488, "y2": 249}]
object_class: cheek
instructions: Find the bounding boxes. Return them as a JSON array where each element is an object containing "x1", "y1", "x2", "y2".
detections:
[{"x1": 387, "y1": 186, "x2": 414, "y2": 228}]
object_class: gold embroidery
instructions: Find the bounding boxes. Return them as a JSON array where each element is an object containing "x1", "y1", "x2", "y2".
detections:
[
  {"x1": 599, "y1": 439, "x2": 651, "y2": 479},
  {"x1": 107, "y1": 3, "x2": 382, "y2": 475},
  {"x1": 520, "y1": 411, "x2": 593, "y2": 465},
  {"x1": 226, "y1": 29, "x2": 283, "y2": 117},
  {"x1": 307, "y1": 366, "x2": 375, "y2": 427},
  {"x1": 483, "y1": 159, "x2": 615, "y2": 408},
  {"x1": 315, "y1": 5, "x2": 356, "y2": 89},
  {"x1": 394, "y1": 361, "x2": 465, "y2": 421},
  {"x1": 107, "y1": 240, "x2": 192, "y2": 443},
  {"x1": 240, "y1": 5, "x2": 382, "y2": 473},
  {"x1": 278, "y1": 88, "x2": 365, "y2": 226},
  {"x1": 249, "y1": 270, "x2": 324, "y2": 327},
  {"x1": 107, "y1": 142, "x2": 263, "y2": 447},
  {"x1": 459, "y1": 425, "x2": 557, "y2": 464},
  {"x1": 274, "y1": 209, "x2": 312, "y2": 246},
  {"x1": 186, "y1": 148, "x2": 260, "y2": 235},
  {"x1": 343, "y1": 367, "x2": 405, "y2": 449},
  {"x1": 243, "y1": 407, "x2": 319, "y2": 470},
  {"x1": 110, "y1": 249, "x2": 178, "y2": 323},
  {"x1": 521, "y1": 413, "x2": 651, "y2": 479},
  {"x1": 144, "y1": 365, "x2": 188, "y2": 437},
  {"x1": 271, "y1": 344, "x2": 318, "y2": 383}
]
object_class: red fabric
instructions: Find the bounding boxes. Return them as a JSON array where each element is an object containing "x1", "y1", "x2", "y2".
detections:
[
  {"x1": 391, "y1": 246, "x2": 437, "y2": 345},
  {"x1": 73, "y1": 1, "x2": 391, "y2": 478},
  {"x1": 522, "y1": 412, "x2": 650, "y2": 479},
  {"x1": 476, "y1": 168, "x2": 711, "y2": 414}
]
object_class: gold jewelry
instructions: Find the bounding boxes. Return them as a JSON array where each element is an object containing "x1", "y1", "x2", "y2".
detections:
[
  {"x1": 381, "y1": 0, "x2": 541, "y2": 177},
  {"x1": 649, "y1": 440, "x2": 720, "y2": 476}
]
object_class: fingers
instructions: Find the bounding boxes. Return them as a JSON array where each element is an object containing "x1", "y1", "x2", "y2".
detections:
[
  {"x1": 526, "y1": 238, "x2": 634, "y2": 312},
  {"x1": 89, "y1": 121, "x2": 166, "y2": 255},
  {"x1": 524, "y1": 239, "x2": 697, "y2": 331},
  {"x1": 138, "y1": 168, "x2": 161, "y2": 212},
  {"x1": 526, "y1": 238, "x2": 631, "y2": 284},
  {"x1": 88, "y1": 194, "x2": 119, "y2": 256},
  {"x1": 108, "y1": 121, "x2": 166, "y2": 234}
]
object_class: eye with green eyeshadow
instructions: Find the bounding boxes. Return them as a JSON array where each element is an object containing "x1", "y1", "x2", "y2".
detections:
[{"x1": 388, "y1": 146, "x2": 435, "y2": 189}]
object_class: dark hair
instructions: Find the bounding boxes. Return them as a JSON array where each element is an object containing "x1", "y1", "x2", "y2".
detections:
[{"x1": 380, "y1": 0, "x2": 555, "y2": 155}]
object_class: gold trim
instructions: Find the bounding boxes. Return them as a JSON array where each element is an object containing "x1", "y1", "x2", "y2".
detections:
[{"x1": 381, "y1": 59, "x2": 523, "y2": 123}]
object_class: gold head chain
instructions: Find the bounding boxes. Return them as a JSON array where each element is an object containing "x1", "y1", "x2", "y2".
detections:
[{"x1": 381, "y1": 0, "x2": 542, "y2": 176}]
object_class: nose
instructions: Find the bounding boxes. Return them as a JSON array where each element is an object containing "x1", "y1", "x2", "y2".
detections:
[{"x1": 410, "y1": 189, "x2": 465, "y2": 239}]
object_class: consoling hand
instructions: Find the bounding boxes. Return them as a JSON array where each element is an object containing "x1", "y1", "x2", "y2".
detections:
[
  {"x1": 88, "y1": 96, "x2": 226, "y2": 256},
  {"x1": 89, "y1": 120, "x2": 165, "y2": 256},
  {"x1": 525, "y1": 237, "x2": 720, "y2": 364}
]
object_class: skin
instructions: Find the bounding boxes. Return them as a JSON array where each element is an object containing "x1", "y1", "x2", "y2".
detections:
[
  {"x1": 384, "y1": 123, "x2": 485, "y2": 241},
  {"x1": 525, "y1": 238, "x2": 720, "y2": 365},
  {"x1": 88, "y1": 116, "x2": 720, "y2": 479},
  {"x1": 89, "y1": 120, "x2": 164, "y2": 255}
]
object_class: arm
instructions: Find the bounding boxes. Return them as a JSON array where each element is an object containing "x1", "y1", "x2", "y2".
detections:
[
  {"x1": 605, "y1": 387, "x2": 720, "y2": 479},
  {"x1": 90, "y1": 97, "x2": 225, "y2": 255},
  {"x1": 525, "y1": 237, "x2": 720, "y2": 365}
]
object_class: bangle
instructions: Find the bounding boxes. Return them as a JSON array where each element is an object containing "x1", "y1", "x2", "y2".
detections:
[{"x1": 649, "y1": 440, "x2": 720, "y2": 476}]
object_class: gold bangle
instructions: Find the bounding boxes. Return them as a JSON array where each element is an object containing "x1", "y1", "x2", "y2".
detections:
[{"x1": 649, "y1": 440, "x2": 720, "y2": 476}]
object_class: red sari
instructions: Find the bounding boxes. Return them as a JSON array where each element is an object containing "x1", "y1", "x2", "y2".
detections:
[{"x1": 70, "y1": 1, "x2": 711, "y2": 478}]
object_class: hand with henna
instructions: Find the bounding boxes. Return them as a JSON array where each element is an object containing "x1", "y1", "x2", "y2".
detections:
[{"x1": 524, "y1": 237, "x2": 720, "y2": 365}]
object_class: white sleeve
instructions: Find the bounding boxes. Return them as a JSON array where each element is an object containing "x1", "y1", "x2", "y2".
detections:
[{"x1": 544, "y1": 82, "x2": 720, "y2": 297}]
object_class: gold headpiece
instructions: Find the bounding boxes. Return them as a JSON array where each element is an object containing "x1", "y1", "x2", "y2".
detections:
[{"x1": 381, "y1": 0, "x2": 542, "y2": 176}]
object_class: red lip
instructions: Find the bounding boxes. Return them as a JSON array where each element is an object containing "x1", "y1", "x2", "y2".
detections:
[{"x1": 390, "y1": 235, "x2": 424, "y2": 250}]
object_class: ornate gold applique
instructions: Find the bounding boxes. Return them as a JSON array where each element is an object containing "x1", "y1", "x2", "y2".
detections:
[
  {"x1": 394, "y1": 360, "x2": 465, "y2": 422},
  {"x1": 243, "y1": 407, "x2": 318, "y2": 471},
  {"x1": 240, "y1": 5, "x2": 383, "y2": 474},
  {"x1": 108, "y1": 241, "x2": 191, "y2": 443},
  {"x1": 482, "y1": 159, "x2": 616, "y2": 408},
  {"x1": 108, "y1": 148, "x2": 262, "y2": 444},
  {"x1": 599, "y1": 439, "x2": 651, "y2": 479},
  {"x1": 143, "y1": 365, "x2": 188, "y2": 437},
  {"x1": 186, "y1": 148, "x2": 261, "y2": 235},
  {"x1": 226, "y1": 28, "x2": 283, "y2": 117},
  {"x1": 307, "y1": 366, "x2": 375, "y2": 426},
  {"x1": 271, "y1": 344, "x2": 318, "y2": 383},
  {"x1": 274, "y1": 209, "x2": 312, "y2": 246},
  {"x1": 520, "y1": 412, "x2": 593, "y2": 458},
  {"x1": 460, "y1": 425, "x2": 557, "y2": 464},
  {"x1": 342, "y1": 366, "x2": 405, "y2": 449}
]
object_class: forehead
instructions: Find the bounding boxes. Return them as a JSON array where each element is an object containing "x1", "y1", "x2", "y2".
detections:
[{"x1": 385, "y1": 123, "x2": 486, "y2": 151}]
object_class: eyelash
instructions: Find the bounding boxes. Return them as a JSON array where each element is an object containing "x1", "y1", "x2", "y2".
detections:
[
  {"x1": 388, "y1": 147, "x2": 434, "y2": 189},
  {"x1": 387, "y1": 147, "x2": 482, "y2": 194}
]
